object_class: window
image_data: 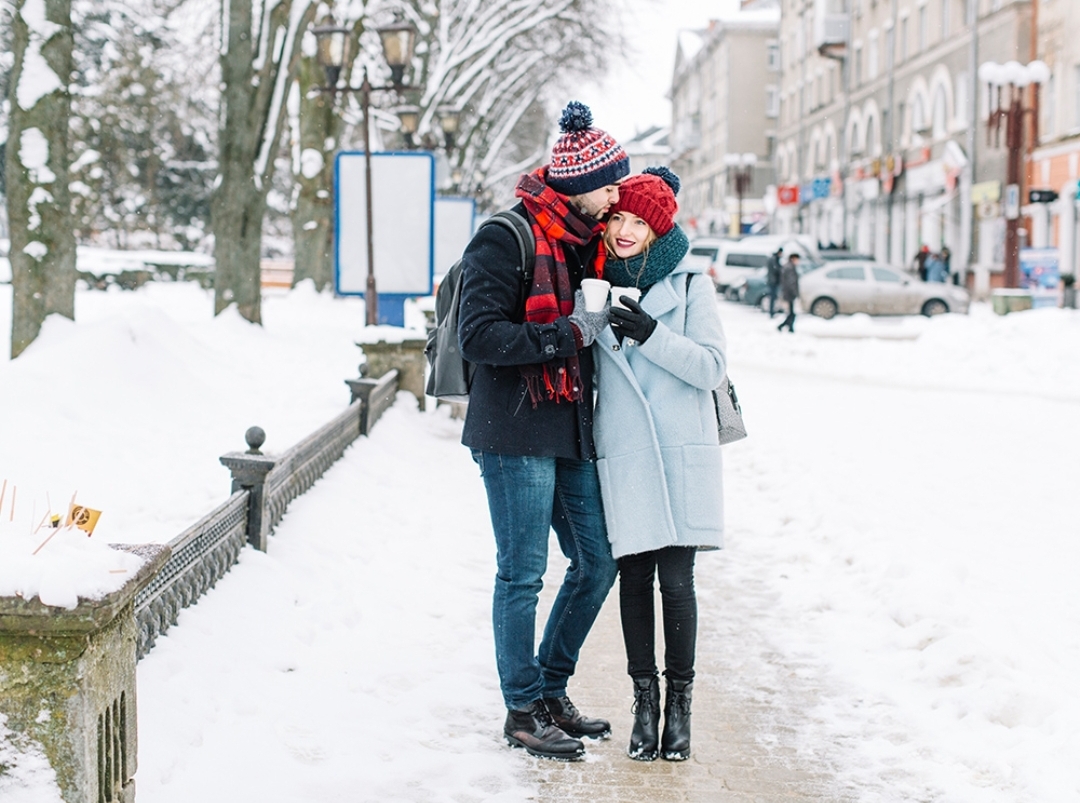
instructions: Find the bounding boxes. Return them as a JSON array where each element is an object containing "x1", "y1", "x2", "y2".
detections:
[
  {"x1": 912, "y1": 95, "x2": 928, "y2": 133},
  {"x1": 866, "y1": 116, "x2": 878, "y2": 156},
  {"x1": 942, "y1": 0, "x2": 951, "y2": 38},
  {"x1": 766, "y1": 85, "x2": 780, "y2": 118},
  {"x1": 932, "y1": 85, "x2": 948, "y2": 137},
  {"x1": 854, "y1": 43, "x2": 863, "y2": 86},
  {"x1": 725, "y1": 253, "x2": 771, "y2": 268},
  {"x1": 827, "y1": 266, "x2": 867, "y2": 280},
  {"x1": 872, "y1": 267, "x2": 903, "y2": 282},
  {"x1": 1075, "y1": 66, "x2": 1080, "y2": 129},
  {"x1": 767, "y1": 41, "x2": 780, "y2": 71},
  {"x1": 1045, "y1": 73, "x2": 1055, "y2": 137},
  {"x1": 868, "y1": 31, "x2": 879, "y2": 80},
  {"x1": 886, "y1": 25, "x2": 895, "y2": 71},
  {"x1": 919, "y1": 4, "x2": 928, "y2": 51},
  {"x1": 900, "y1": 16, "x2": 908, "y2": 62}
]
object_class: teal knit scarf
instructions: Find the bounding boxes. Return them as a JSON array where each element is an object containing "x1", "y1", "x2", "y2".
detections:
[{"x1": 603, "y1": 225, "x2": 690, "y2": 291}]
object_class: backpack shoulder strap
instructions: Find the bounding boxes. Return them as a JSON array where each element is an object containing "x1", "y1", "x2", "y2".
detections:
[{"x1": 481, "y1": 210, "x2": 535, "y2": 282}]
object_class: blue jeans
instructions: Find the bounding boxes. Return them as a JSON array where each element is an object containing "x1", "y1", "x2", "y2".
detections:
[{"x1": 472, "y1": 451, "x2": 618, "y2": 710}]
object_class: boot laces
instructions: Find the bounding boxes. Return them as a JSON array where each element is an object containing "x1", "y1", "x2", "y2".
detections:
[
  {"x1": 532, "y1": 701, "x2": 556, "y2": 728},
  {"x1": 669, "y1": 689, "x2": 691, "y2": 715},
  {"x1": 555, "y1": 696, "x2": 579, "y2": 718},
  {"x1": 631, "y1": 686, "x2": 651, "y2": 715}
]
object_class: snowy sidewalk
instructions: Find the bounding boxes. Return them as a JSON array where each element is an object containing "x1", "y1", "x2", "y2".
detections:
[
  {"x1": 521, "y1": 555, "x2": 846, "y2": 802},
  {"x1": 133, "y1": 398, "x2": 852, "y2": 802}
]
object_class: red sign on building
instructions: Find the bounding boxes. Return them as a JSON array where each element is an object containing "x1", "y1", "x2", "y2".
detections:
[{"x1": 777, "y1": 184, "x2": 799, "y2": 206}]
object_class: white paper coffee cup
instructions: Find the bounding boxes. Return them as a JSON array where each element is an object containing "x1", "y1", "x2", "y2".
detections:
[
  {"x1": 611, "y1": 286, "x2": 641, "y2": 309},
  {"x1": 580, "y1": 278, "x2": 611, "y2": 312}
]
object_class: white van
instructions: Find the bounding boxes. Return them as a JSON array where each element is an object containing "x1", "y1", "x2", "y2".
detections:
[{"x1": 687, "y1": 235, "x2": 820, "y2": 293}]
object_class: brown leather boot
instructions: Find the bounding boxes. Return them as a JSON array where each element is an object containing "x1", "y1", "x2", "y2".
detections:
[{"x1": 504, "y1": 701, "x2": 585, "y2": 761}]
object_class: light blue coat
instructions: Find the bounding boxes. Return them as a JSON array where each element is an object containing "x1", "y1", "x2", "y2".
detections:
[{"x1": 593, "y1": 267, "x2": 727, "y2": 560}]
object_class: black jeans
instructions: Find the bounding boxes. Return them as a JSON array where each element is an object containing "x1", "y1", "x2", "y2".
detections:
[
  {"x1": 617, "y1": 547, "x2": 697, "y2": 682},
  {"x1": 778, "y1": 300, "x2": 796, "y2": 331}
]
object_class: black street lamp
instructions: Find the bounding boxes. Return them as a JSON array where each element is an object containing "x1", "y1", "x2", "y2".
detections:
[
  {"x1": 724, "y1": 153, "x2": 757, "y2": 237},
  {"x1": 437, "y1": 105, "x2": 460, "y2": 156},
  {"x1": 313, "y1": 14, "x2": 417, "y2": 326},
  {"x1": 979, "y1": 59, "x2": 1049, "y2": 289}
]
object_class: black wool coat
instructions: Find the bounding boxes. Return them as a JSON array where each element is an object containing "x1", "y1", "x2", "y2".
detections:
[{"x1": 458, "y1": 202, "x2": 600, "y2": 459}]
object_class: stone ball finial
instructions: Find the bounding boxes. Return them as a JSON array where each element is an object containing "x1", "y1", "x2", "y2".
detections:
[{"x1": 245, "y1": 426, "x2": 266, "y2": 454}]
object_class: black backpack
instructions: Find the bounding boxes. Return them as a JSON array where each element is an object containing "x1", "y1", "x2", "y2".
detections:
[{"x1": 424, "y1": 210, "x2": 534, "y2": 403}]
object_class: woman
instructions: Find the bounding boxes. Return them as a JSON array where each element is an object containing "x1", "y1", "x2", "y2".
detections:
[{"x1": 592, "y1": 167, "x2": 726, "y2": 762}]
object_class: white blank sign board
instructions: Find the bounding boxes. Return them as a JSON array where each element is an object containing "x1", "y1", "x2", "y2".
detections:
[
  {"x1": 434, "y1": 197, "x2": 476, "y2": 277},
  {"x1": 335, "y1": 151, "x2": 434, "y2": 295}
]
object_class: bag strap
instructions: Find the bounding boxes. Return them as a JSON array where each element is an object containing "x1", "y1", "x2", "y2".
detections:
[{"x1": 480, "y1": 210, "x2": 535, "y2": 284}]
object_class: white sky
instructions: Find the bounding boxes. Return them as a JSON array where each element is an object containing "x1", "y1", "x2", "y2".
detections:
[{"x1": 578, "y1": 0, "x2": 743, "y2": 143}]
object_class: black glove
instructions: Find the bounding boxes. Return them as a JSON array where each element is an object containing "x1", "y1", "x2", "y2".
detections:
[{"x1": 609, "y1": 296, "x2": 657, "y2": 344}]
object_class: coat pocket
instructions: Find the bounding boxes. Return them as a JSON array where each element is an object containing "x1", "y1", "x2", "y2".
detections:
[{"x1": 680, "y1": 445, "x2": 724, "y2": 531}]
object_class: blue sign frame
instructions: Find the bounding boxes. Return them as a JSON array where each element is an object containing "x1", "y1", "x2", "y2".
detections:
[{"x1": 334, "y1": 150, "x2": 435, "y2": 326}]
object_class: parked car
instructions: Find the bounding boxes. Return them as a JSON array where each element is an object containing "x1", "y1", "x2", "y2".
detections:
[
  {"x1": 798, "y1": 261, "x2": 971, "y2": 318},
  {"x1": 817, "y1": 249, "x2": 876, "y2": 261},
  {"x1": 689, "y1": 234, "x2": 819, "y2": 295}
]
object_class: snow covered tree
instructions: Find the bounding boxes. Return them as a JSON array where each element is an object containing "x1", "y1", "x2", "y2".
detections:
[
  {"x1": 213, "y1": 0, "x2": 317, "y2": 323},
  {"x1": 403, "y1": 0, "x2": 622, "y2": 207},
  {"x1": 285, "y1": 0, "x2": 623, "y2": 290},
  {"x1": 5, "y1": 0, "x2": 77, "y2": 359},
  {"x1": 68, "y1": 0, "x2": 218, "y2": 251},
  {"x1": 289, "y1": 13, "x2": 363, "y2": 291}
]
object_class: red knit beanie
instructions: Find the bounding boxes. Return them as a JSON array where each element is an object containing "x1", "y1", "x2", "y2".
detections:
[{"x1": 610, "y1": 166, "x2": 680, "y2": 236}]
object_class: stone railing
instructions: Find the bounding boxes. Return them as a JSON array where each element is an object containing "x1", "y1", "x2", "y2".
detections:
[
  {"x1": 2, "y1": 331, "x2": 427, "y2": 803},
  {"x1": 132, "y1": 368, "x2": 402, "y2": 660}
]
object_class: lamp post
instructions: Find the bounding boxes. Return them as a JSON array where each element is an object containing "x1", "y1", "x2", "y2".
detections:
[
  {"x1": 979, "y1": 59, "x2": 1050, "y2": 288},
  {"x1": 312, "y1": 14, "x2": 417, "y2": 326},
  {"x1": 437, "y1": 105, "x2": 460, "y2": 156},
  {"x1": 724, "y1": 153, "x2": 757, "y2": 237}
]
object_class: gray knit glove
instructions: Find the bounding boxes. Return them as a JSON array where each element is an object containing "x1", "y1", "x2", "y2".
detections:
[{"x1": 567, "y1": 289, "x2": 609, "y2": 348}]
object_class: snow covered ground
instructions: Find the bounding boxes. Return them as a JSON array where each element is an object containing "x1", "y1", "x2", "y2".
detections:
[{"x1": 1, "y1": 281, "x2": 1079, "y2": 801}]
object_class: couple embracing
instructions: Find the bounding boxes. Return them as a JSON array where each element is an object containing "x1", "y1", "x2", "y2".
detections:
[{"x1": 458, "y1": 101, "x2": 727, "y2": 763}]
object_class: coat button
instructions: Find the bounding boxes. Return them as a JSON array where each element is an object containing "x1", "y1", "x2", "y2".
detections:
[
  {"x1": 612, "y1": 344, "x2": 621, "y2": 351},
  {"x1": 544, "y1": 344, "x2": 555, "y2": 356}
]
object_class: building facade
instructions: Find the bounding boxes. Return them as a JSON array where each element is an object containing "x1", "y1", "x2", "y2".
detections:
[
  {"x1": 1029, "y1": 0, "x2": 1080, "y2": 278},
  {"x1": 775, "y1": 0, "x2": 1034, "y2": 292},
  {"x1": 669, "y1": 5, "x2": 781, "y2": 237}
]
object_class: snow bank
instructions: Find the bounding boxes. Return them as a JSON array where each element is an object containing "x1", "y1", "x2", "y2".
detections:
[{"x1": 0, "y1": 523, "x2": 145, "y2": 609}]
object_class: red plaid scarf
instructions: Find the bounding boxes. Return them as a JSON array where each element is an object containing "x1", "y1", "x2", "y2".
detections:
[{"x1": 514, "y1": 168, "x2": 605, "y2": 405}]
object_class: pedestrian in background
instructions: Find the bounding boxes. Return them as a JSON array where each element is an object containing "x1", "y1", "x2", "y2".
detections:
[
  {"x1": 777, "y1": 253, "x2": 800, "y2": 333},
  {"x1": 926, "y1": 251, "x2": 948, "y2": 283},
  {"x1": 913, "y1": 245, "x2": 930, "y2": 281},
  {"x1": 765, "y1": 247, "x2": 783, "y2": 317},
  {"x1": 593, "y1": 167, "x2": 727, "y2": 763},
  {"x1": 458, "y1": 100, "x2": 627, "y2": 762}
]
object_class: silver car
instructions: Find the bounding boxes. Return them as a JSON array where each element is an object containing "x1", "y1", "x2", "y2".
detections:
[{"x1": 799, "y1": 261, "x2": 971, "y2": 318}]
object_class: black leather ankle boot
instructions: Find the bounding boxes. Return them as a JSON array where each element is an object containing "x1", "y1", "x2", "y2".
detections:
[
  {"x1": 627, "y1": 675, "x2": 661, "y2": 761},
  {"x1": 661, "y1": 678, "x2": 693, "y2": 761}
]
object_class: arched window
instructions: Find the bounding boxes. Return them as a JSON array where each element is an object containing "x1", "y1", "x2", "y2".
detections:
[
  {"x1": 911, "y1": 94, "x2": 928, "y2": 134},
  {"x1": 865, "y1": 116, "x2": 877, "y2": 157},
  {"x1": 849, "y1": 120, "x2": 862, "y2": 155},
  {"x1": 932, "y1": 85, "x2": 949, "y2": 137}
]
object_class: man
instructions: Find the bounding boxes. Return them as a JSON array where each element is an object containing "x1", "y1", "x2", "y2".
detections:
[
  {"x1": 913, "y1": 245, "x2": 930, "y2": 281},
  {"x1": 765, "y1": 247, "x2": 783, "y2": 317},
  {"x1": 777, "y1": 252, "x2": 800, "y2": 333},
  {"x1": 457, "y1": 101, "x2": 627, "y2": 761}
]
